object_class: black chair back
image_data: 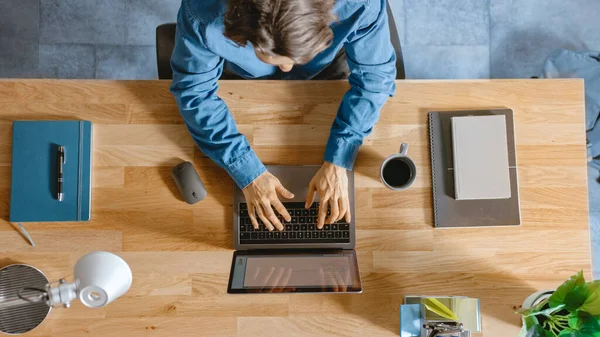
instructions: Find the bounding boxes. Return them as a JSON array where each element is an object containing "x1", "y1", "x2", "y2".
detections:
[{"x1": 156, "y1": 23, "x2": 177, "y2": 80}]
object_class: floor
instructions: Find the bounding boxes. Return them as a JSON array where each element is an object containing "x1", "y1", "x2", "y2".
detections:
[
  {"x1": 0, "y1": 0, "x2": 180, "y2": 79},
  {"x1": 1, "y1": 0, "x2": 600, "y2": 277}
]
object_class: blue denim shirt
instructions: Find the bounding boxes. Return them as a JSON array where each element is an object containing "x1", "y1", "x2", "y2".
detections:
[{"x1": 170, "y1": 0, "x2": 397, "y2": 188}]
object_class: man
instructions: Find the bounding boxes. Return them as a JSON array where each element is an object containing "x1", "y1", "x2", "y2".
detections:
[{"x1": 170, "y1": 0, "x2": 396, "y2": 232}]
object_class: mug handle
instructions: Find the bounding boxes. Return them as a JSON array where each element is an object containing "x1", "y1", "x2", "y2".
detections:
[{"x1": 400, "y1": 143, "x2": 408, "y2": 156}]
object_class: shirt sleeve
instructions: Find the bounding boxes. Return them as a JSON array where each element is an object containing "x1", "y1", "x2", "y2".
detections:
[
  {"x1": 170, "y1": 1, "x2": 266, "y2": 189},
  {"x1": 324, "y1": 0, "x2": 397, "y2": 170}
]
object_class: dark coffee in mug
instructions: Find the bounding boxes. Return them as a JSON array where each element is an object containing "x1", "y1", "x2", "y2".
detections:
[{"x1": 382, "y1": 158, "x2": 413, "y2": 188}]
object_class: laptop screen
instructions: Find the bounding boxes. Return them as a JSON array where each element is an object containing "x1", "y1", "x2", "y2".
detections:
[{"x1": 228, "y1": 250, "x2": 362, "y2": 293}]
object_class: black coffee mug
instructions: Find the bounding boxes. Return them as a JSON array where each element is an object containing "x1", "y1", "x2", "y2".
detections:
[{"x1": 380, "y1": 143, "x2": 417, "y2": 190}]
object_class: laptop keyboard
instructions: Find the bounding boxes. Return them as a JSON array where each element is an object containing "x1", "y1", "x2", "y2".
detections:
[{"x1": 238, "y1": 202, "x2": 351, "y2": 245}]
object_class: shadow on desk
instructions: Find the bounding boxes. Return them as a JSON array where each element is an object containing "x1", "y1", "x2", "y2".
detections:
[
  {"x1": 322, "y1": 249, "x2": 541, "y2": 335},
  {"x1": 118, "y1": 82, "x2": 236, "y2": 250},
  {"x1": 355, "y1": 146, "x2": 388, "y2": 182},
  {"x1": 161, "y1": 159, "x2": 185, "y2": 203},
  {"x1": 0, "y1": 258, "x2": 20, "y2": 269}
]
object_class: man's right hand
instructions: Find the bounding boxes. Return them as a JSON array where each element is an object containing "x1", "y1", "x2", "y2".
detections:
[{"x1": 242, "y1": 171, "x2": 294, "y2": 231}]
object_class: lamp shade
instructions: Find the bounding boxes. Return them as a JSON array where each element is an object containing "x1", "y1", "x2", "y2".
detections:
[{"x1": 73, "y1": 252, "x2": 132, "y2": 308}]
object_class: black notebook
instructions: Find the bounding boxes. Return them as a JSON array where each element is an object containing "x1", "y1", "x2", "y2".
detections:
[{"x1": 428, "y1": 109, "x2": 521, "y2": 228}]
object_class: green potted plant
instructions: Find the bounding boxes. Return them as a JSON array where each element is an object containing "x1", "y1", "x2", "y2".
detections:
[{"x1": 516, "y1": 271, "x2": 600, "y2": 336}]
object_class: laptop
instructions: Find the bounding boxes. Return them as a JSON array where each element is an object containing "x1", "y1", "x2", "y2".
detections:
[{"x1": 227, "y1": 165, "x2": 362, "y2": 294}]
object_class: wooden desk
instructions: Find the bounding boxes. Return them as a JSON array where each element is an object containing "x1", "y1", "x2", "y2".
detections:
[{"x1": 0, "y1": 79, "x2": 590, "y2": 336}]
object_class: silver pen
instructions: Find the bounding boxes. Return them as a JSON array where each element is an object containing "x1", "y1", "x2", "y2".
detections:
[{"x1": 57, "y1": 146, "x2": 65, "y2": 201}]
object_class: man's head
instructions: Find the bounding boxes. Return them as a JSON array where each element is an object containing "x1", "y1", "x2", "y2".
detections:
[{"x1": 224, "y1": 0, "x2": 336, "y2": 72}]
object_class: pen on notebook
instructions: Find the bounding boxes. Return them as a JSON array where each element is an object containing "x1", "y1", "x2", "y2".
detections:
[
  {"x1": 18, "y1": 222, "x2": 35, "y2": 247},
  {"x1": 57, "y1": 145, "x2": 65, "y2": 201}
]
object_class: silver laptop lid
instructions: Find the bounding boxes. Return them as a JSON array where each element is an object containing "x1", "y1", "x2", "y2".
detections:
[
  {"x1": 227, "y1": 250, "x2": 362, "y2": 294},
  {"x1": 233, "y1": 165, "x2": 356, "y2": 250}
]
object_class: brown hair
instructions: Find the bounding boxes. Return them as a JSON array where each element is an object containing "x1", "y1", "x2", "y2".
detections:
[{"x1": 224, "y1": 0, "x2": 336, "y2": 64}]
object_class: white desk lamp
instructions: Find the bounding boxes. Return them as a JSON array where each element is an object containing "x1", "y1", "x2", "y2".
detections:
[
  {"x1": 0, "y1": 251, "x2": 132, "y2": 334},
  {"x1": 46, "y1": 251, "x2": 132, "y2": 308}
]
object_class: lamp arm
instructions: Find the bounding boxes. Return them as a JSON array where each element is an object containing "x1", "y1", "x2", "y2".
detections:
[{"x1": 47, "y1": 279, "x2": 79, "y2": 308}]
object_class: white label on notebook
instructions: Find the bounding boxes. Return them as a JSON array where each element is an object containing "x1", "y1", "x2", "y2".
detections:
[{"x1": 451, "y1": 115, "x2": 511, "y2": 200}]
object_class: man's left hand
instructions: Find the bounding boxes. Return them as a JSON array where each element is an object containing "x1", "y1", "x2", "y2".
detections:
[{"x1": 305, "y1": 162, "x2": 351, "y2": 229}]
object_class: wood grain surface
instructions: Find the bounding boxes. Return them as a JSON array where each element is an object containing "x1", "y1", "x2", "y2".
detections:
[{"x1": 0, "y1": 79, "x2": 590, "y2": 337}]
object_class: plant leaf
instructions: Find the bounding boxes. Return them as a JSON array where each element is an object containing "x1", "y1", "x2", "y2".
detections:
[
  {"x1": 518, "y1": 307, "x2": 535, "y2": 316},
  {"x1": 423, "y1": 298, "x2": 459, "y2": 321},
  {"x1": 538, "y1": 304, "x2": 566, "y2": 317},
  {"x1": 521, "y1": 315, "x2": 541, "y2": 337},
  {"x1": 586, "y1": 281, "x2": 600, "y2": 293},
  {"x1": 577, "y1": 311, "x2": 600, "y2": 335},
  {"x1": 520, "y1": 322, "x2": 529, "y2": 337},
  {"x1": 549, "y1": 271, "x2": 585, "y2": 308},
  {"x1": 519, "y1": 297, "x2": 552, "y2": 317},
  {"x1": 558, "y1": 329, "x2": 578, "y2": 337},
  {"x1": 525, "y1": 325, "x2": 553, "y2": 337},
  {"x1": 568, "y1": 311, "x2": 579, "y2": 330},
  {"x1": 533, "y1": 298, "x2": 552, "y2": 315},
  {"x1": 558, "y1": 328, "x2": 600, "y2": 337},
  {"x1": 580, "y1": 280, "x2": 600, "y2": 315},
  {"x1": 564, "y1": 311, "x2": 600, "y2": 337},
  {"x1": 535, "y1": 298, "x2": 551, "y2": 311},
  {"x1": 525, "y1": 315, "x2": 540, "y2": 330},
  {"x1": 564, "y1": 284, "x2": 588, "y2": 312}
]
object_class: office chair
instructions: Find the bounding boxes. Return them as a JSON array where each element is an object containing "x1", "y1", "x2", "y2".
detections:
[
  {"x1": 156, "y1": 1, "x2": 405, "y2": 80},
  {"x1": 156, "y1": 23, "x2": 177, "y2": 80},
  {"x1": 385, "y1": 1, "x2": 405, "y2": 80}
]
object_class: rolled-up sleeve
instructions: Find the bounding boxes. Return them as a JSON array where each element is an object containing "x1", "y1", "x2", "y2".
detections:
[
  {"x1": 324, "y1": 0, "x2": 397, "y2": 169},
  {"x1": 170, "y1": 0, "x2": 266, "y2": 188}
]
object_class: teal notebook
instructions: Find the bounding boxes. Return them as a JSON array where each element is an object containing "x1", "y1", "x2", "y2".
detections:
[{"x1": 10, "y1": 121, "x2": 93, "y2": 222}]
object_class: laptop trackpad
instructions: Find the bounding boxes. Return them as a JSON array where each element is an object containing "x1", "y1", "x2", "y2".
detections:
[
  {"x1": 264, "y1": 165, "x2": 354, "y2": 203},
  {"x1": 228, "y1": 250, "x2": 362, "y2": 293},
  {"x1": 267, "y1": 165, "x2": 320, "y2": 202}
]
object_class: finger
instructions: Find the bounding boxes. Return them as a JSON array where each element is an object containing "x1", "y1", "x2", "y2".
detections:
[
  {"x1": 256, "y1": 204, "x2": 274, "y2": 231},
  {"x1": 268, "y1": 213, "x2": 284, "y2": 231},
  {"x1": 336, "y1": 197, "x2": 347, "y2": 223},
  {"x1": 344, "y1": 198, "x2": 351, "y2": 223},
  {"x1": 248, "y1": 203, "x2": 259, "y2": 229},
  {"x1": 252, "y1": 267, "x2": 261, "y2": 281},
  {"x1": 344, "y1": 269, "x2": 352, "y2": 290},
  {"x1": 275, "y1": 268, "x2": 293, "y2": 293},
  {"x1": 275, "y1": 182, "x2": 295, "y2": 200},
  {"x1": 317, "y1": 197, "x2": 328, "y2": 229},
  {"x1": 268, "y1": 267, "x2": 286, "y2": 293},
  {"x1": 260, "y1": 266, "x2": 275, "y2": 291},
  {"x1": 326, "y1": 198, "x2": 339, "y2": 225},
  {"x1": 272, "y1": 199, "x2": 291, "y2": 223},
  {"x1": 305, "y1": 181, "x2": 316, "y2": 209},
  {"x1": 319, "y1": 268, "x2": 326, "y2": 290},
  {"x1": 265, "y1": 202, "x2": 284, "y2": 231},
  {"x1": 334, "y1": 271, "x2": 346, "y2": 292},
  {"x1": 326, "y1": 269, "x2": 339, "y2": 292}
]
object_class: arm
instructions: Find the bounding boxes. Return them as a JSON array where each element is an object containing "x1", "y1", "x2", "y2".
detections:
[
  {"x1": 170, "y1": 2, "x2": 292, "y2": 231},
  {"x1": 307, "y1": 0, "x2": 396, "y2": 226},
  {"x1": 170, "y1": 1, "x2": 265, "y2": 189},
  {"x1": 324, "y1": 0, "x2": 397, "y2": 169}
]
